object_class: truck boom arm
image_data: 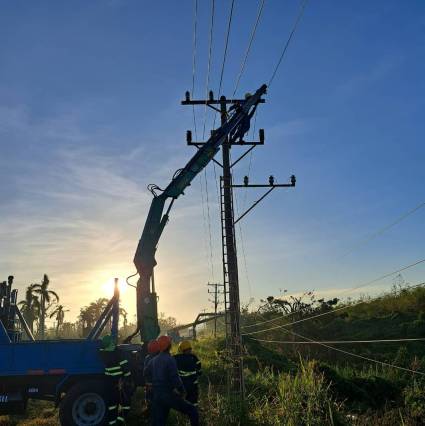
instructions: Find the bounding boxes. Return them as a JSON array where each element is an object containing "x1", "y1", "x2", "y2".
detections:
[{"x1": 130, "y1": 84, "x2": 267, "y2": 343}]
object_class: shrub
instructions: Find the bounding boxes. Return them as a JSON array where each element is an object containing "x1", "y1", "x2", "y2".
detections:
[
  {"x1": 404, "y1": 380, "x2": 425, "y2": 422},
  {"x1": 271, "y1": 361, "x2": 341, "y2": 425}
]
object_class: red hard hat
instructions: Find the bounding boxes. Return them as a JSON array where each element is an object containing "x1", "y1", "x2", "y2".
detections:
[
  {"x1": 157, "y1": 335, "x2": 172, "y2": 352},
  {"x1": 147, "y1": 340, "x2": 160, "y2": 354}
]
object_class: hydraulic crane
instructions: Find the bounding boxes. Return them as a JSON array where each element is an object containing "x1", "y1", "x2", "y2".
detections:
[
  {"x1": 129, "y1": 83, "x2": 267, "y2": 343},
  {"x1": 0, "y1": 83, "x2": 267, "y2": 425}
]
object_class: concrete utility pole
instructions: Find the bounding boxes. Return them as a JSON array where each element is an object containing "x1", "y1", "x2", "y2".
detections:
[
  {"x1": 219, "y1": 95, "x2": 245, "y2": 397},
  {"x1": 182, "y1": 92, "x2": 261, "y2": 399},
  {"x1": 182, "y1": 89, "x2": 295, "y2": 400},
  {"x1": 207, "y1": 282, "x2": 224, "y2": 338}
]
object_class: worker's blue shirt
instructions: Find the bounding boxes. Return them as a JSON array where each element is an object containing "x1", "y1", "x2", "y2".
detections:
[
  {"x1": 144, "y1": 351, "x2": 184, "y2": 394},
  {"x1": 143, "y1": 353, "x2": 157, "y2": 384}
]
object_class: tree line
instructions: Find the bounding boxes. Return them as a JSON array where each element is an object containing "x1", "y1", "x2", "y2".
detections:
[
  {"x1": 19, "y1": 274, "x2": 129, "y2": 340},
  {"x1": 18, "y1": 274, "x2": 178, "y2": 341}
]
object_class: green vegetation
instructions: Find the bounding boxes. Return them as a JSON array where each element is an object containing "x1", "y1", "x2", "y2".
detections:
[{"x1": 3, "y1": 282, "x2": 425, "y2": 425}]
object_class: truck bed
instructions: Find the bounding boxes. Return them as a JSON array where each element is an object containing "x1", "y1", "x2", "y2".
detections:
[{"x1": 0, "y1": 339, "x2": 104, "y2": 377}]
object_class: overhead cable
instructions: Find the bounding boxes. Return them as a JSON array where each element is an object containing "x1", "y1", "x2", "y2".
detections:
[
  {"x1": 201, "y1": 0, "x2": 216, "y2": 281},
  {"x1": 217, "y1": 0, "x2": 235, "y2": 98},
  {"x1": 242, "y1": 274, "x2": 425, "y2": 335},
  {"x1": 211, "y1": 0, "x2": 236, "y2": 202},
  {"x1": 242, "y1": 270, "x2": 425, "y2": 332},
  {"x1": 212, "y1": 0, "x2": 236, "y2": 131},
  {"x1": 270, "y1": 329, "x2": 425, "y2": 376},
  {"x1": 191, "y1": 0, "x2": 199, "y2": 139},
  {"x1": 231, "y1": 155, "x2": 253, "y2": 298},
  {"x1": 268, "y1": 0, "x2": 309, "y2": 87},
  {"x1": 251, "y1": 337, "x2": 425, "y2": 345},
  {"x1": 341, "y1": 200, "x2": 425, "y2": 259},
  {"x1": 232, "y1": 0, "x2": 266, "y2": 98},
  {"x1": 202, "y1": 0, "x2": 215, "y2": 140}
]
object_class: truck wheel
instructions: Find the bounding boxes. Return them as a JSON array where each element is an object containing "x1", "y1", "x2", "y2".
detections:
[{"x1": 59, "y1": 380, "x2": 110, "y2": 426}]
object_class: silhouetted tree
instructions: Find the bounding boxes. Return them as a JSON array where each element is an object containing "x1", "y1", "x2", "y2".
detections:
[
  {"x1": 49, "y1": 304, "x2": 69, "y2": 337},
  {"x1": 18, "y1": 284, "x2": 40, "y2": 333},
  {"x1": 33, "y1": 274, "x2": 59, "y2": 339}
]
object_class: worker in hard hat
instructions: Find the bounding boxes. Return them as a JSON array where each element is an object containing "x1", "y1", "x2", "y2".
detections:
[
  {"x1": 99, "y1": 335, "x2": 133, "y2": 425},
  {"x1": 144, "y1": 335, "x2": 199, "y2": 426},
  {"x1": 174, "y1": 340, "x2": 202, "y2": 406},
  {"x1": 143, "y1": 339, "x2": 160, "y2": 415},
  {"x1": 229, "y1": 92, "x2": 258, "y2": 144}
]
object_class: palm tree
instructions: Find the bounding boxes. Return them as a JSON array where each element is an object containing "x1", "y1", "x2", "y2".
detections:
[
  {"x1": 49, "y1": 304, "x2": 69, "y2": 337},
  {"x1": 79, "y1": 298, "x2": 109, "y2": 337},
  {"x1": 32, "y1": 274, "x2": 59, "y2": 339},
  {"x1": 18, "y1": 284, "x2": 40, "y2": 333}
]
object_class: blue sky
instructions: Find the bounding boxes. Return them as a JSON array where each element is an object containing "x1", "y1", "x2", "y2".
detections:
[{"x1": 1, "y1": 0, "x2": 424, "y2": 324}]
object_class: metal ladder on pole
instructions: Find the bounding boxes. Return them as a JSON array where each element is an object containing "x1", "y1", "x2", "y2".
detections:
[
  {"x1": 219, "y1": 176, "x2": 244, "y2": 397},
  {"x1": 220, "y1": 176, "x2": 231, "y2": 340}
]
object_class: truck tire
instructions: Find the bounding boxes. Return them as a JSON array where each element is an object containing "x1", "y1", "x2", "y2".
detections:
[{"x1": 59, "y1": 380, "x2": 111, "y2": 426}]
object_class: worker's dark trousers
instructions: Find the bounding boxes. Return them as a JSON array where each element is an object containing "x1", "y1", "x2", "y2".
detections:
[
  {"x1": 151, "y1": 391, "x2": 199, "y2": 426},
  {"x1": 106, "y1": 379, "x2": 120, "y2": 425},
  {"x1": 185, "y1": 385, "x2": 199, "y2": 406},
  {"x1": 119, "y1": 378, "x2": 134, "y2": 420},
  {"x1": 145, "y1": 384, "x2": 153, "y2": 414}
]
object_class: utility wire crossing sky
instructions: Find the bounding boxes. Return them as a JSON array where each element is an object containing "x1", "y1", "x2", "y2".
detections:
[{"x1": 0, "y1": 1, "x2": 424, "y2": 323}]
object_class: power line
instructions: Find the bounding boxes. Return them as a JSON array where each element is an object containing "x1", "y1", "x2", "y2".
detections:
[
  {"x1": 217, "y1": 0, "x2": 235, "y2": 99},
  {"x1": 242, "y1": 274, "x2": 425, "y2": 331},
  {"x1": 202, "y1": 0, "x2": 215, "y2": 140},
  {"x1": 212, "y1": 0, "x2": 236, "y2": 131},
  {"x1": 242, "y1": 272, "x2": 425, "y2": 335},
  {"x1": 191, "y1": 0, "x2": 199, "y2": 140},
  {"x1": 275, "y1": 329, "x2": 425, "y2": 376},
  {"x1": 242, "y1": 309, "x2": 294, "y2": 329},
  {"x1": 251, "y1": 337, "x2": 425, "y2": 345},
  {"x1": 211, "y1": 0, "x2": 236, "y2": 203},
  {"x1": 268, "y1": 0, "x2": 309, "y2": 87},
  {"x1": 190, "y1": 0, "x2": 214, "y2": 281},
  {"x1": 204, "y1": 168, "x2": 215, "y2": 281},
  {"x1": 242, "y1": 111, "x2": 258, "y2": 211},
  {"x1": 199, "y1": 174, "x2": 212, "y2": 279},
  {"x1": 341, "y1": 200, "x2": 425, "y2": 259},
  {"x1": 341, "y1": 258, "x2": 425, "y2": 296},
  {"x1": 201, "y1": 0, "x2": 216, "y2": 281},
  {"x1": 232, "y1": 0, "x2": 266, "y2": 98},
  {"x1": 231, "y1": 163, "x2": 252, "y2": 299}
]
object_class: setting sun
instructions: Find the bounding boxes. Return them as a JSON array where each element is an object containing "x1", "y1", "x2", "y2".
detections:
[{"x1": 102, "y1": 277, "x2": 128, "y2": 297}]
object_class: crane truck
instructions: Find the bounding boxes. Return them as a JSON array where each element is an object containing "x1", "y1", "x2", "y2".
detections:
[{"x1": 0, "y1": 85, "x2": 268, "y2": 425}]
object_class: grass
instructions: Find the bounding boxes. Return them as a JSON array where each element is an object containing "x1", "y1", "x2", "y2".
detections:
[{"x1": 3, "y1": 285, "x2": 425, "y2": 425}]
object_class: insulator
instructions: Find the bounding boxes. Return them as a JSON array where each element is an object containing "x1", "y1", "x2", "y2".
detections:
[
  {"x1": 209, "y1": 90, "x2": 214, "y2": 101},
  {"x1": 11, "y1": 289, "x2": 17, "y2": 305},
  {"x1": 269, "y1": 175, "x2": 275, "y2": 186},
  {"x1": 185, "y1": 91, "x2": 190, "y2": 102},
  {"x1": 186, "y1": 130, "x2": 192, "y2": 143},
  {"x1": 0, "y1": 282, "x2": 6, "y2": 297},
  {"x1": 259, "y1": 129, "x2": 265, "y2": 143},
  {"x1": 244, "y1": 176, "x2": 249, "y2": 186},
  {"x1": 290, "y1": 175, "x2": 296, "y2": 186}
]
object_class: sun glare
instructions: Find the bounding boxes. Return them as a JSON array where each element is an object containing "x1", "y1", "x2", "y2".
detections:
[{"x1": 102, "y1": 277, "x2": 128, "y2": 297}]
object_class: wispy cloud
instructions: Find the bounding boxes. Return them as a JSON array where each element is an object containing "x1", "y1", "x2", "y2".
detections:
[{"x1": 0, "y1": 100, "x2": 210, "y2": 322}]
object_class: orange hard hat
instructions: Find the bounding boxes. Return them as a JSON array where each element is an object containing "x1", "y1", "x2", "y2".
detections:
[
  {"x1": 157, "y1": 335, "x2": 172, "y2": 352},
  {"x1": 147, "y1": 340, "x2": 160, "y2": 354}
]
